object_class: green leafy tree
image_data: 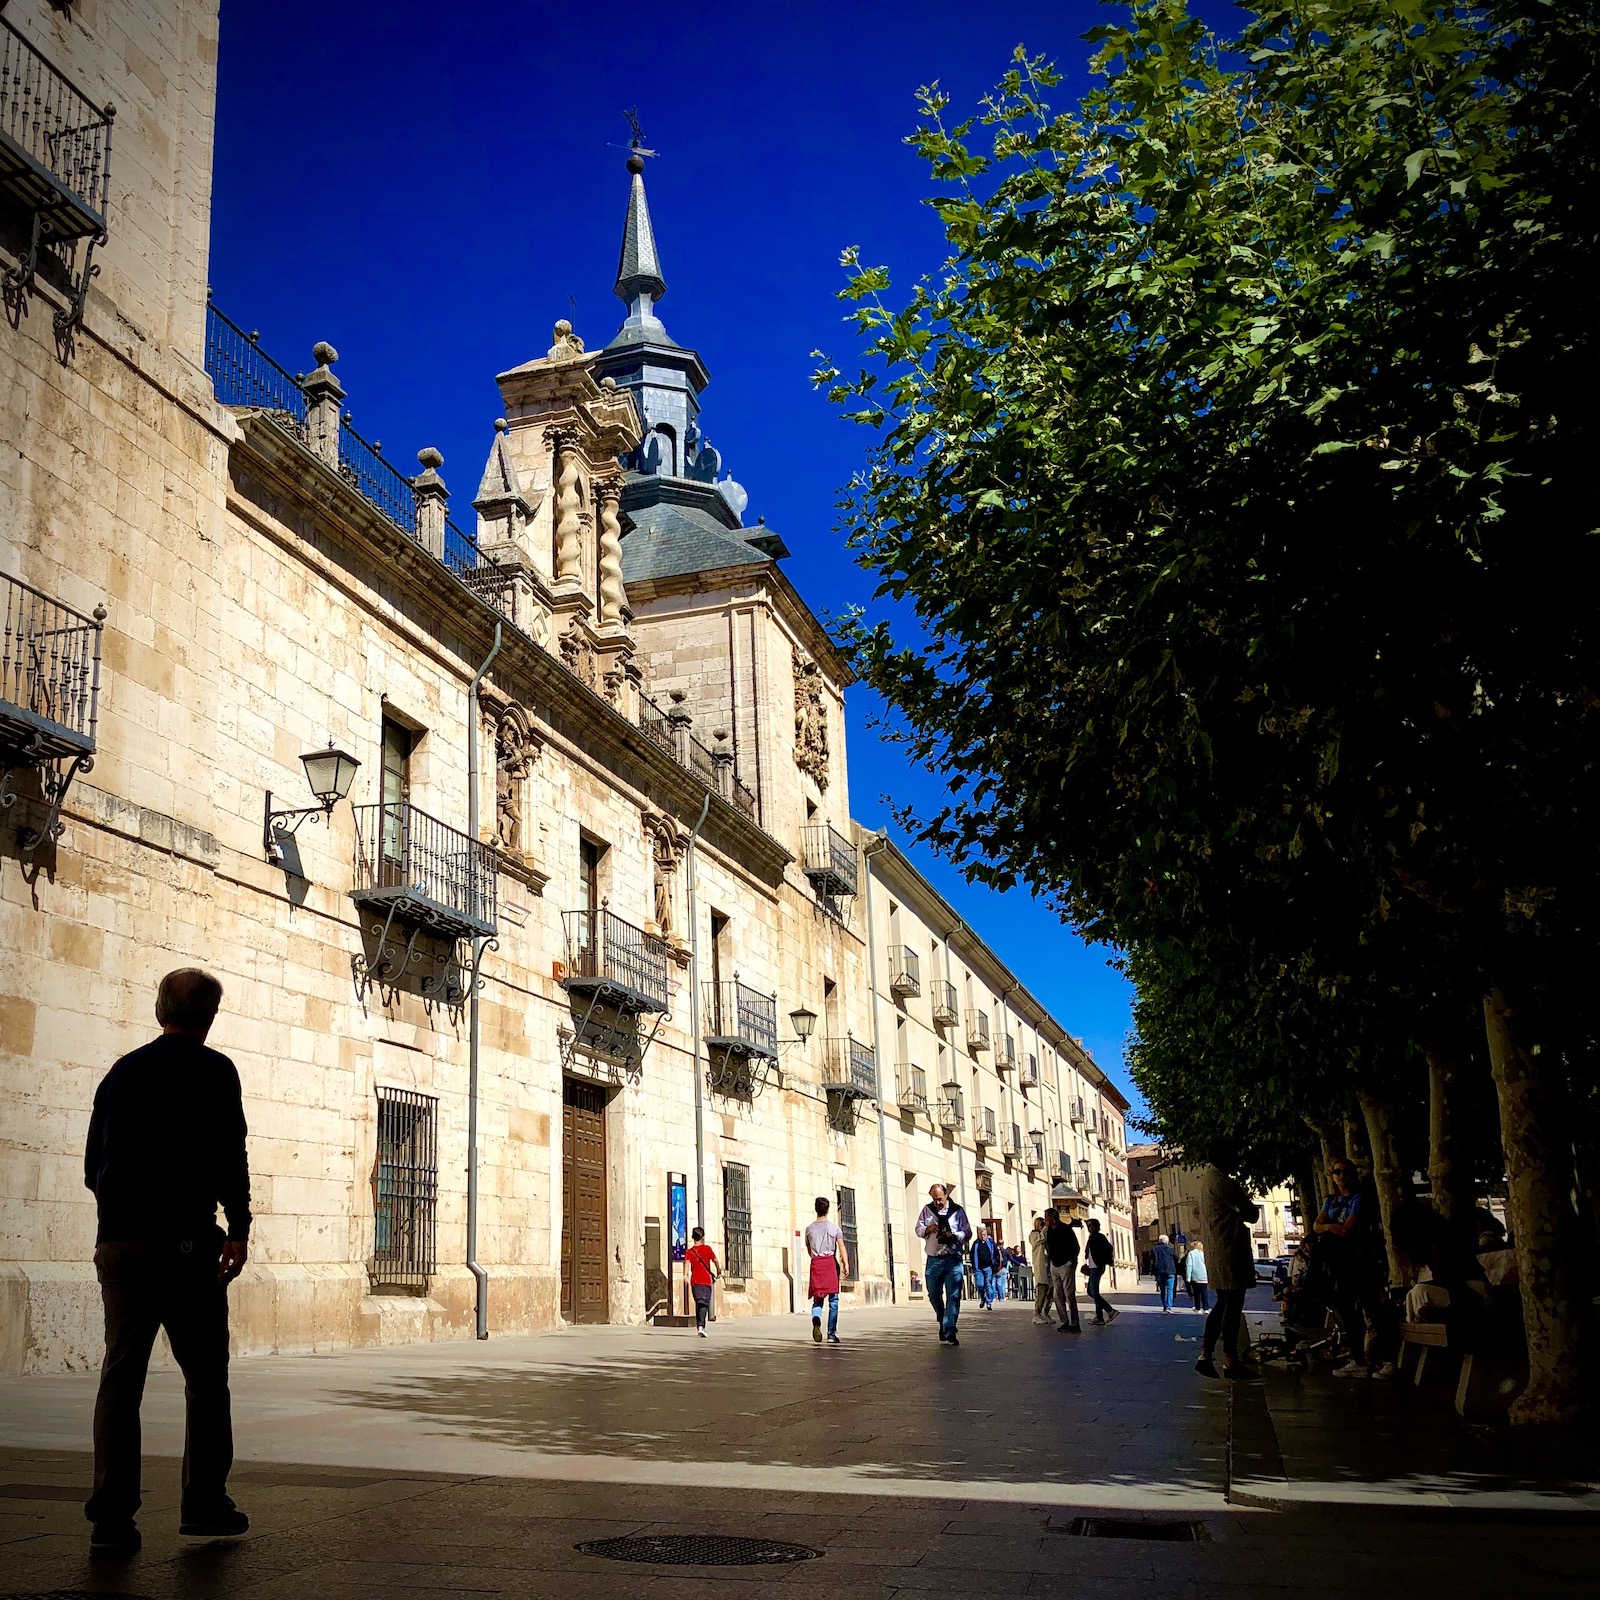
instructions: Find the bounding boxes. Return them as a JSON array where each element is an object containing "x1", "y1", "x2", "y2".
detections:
[{"x1": 820, "y1": 2, "x2": 1600, "y2": 1419}]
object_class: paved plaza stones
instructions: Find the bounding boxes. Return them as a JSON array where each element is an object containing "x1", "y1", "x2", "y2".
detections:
[{"x1": 1, "y1": 1285, "x2": 1595, "y2": 1600}]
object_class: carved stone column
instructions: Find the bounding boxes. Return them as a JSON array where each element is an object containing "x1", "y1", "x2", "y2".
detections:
[
  {"x1": 413, "y1": 447, "x2": 447, "y2": 559},
  {"x1": 595, "y1": 472, "x2": 627, "y2": 627},
  {"x1": 302, "y1": 341, "x2": 344, "y2": 468},
  {"x1": 547, "y1": 426, "x2": 584, "y2": 586}
]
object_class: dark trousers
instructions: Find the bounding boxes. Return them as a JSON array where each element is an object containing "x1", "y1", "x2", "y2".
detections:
[
  {"x1": 692, "y1": 1282, "x2": 713, "y2": 1330},
  {"x1": 86, "y1": 1240, "x2": 235, "y2": 1525},
  {"x1": 1189, "y1": 1280, "x2": 1210, "y2": 1311},
  {"x1": 1085, "y1": 1265, "x2": 1114, "y2": 1321},
  {"x1": 1202, "y1": 1286, "x2": 1246, "y2": 1361}
]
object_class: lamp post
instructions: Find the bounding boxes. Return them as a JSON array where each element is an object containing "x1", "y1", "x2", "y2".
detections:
[{"x1": 264, "y1": 741, "x2": 360, "y2": 862}]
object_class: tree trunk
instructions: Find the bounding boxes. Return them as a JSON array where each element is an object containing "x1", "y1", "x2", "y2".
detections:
[
  {"x1": 1482, "y1": 986, "x2": 1583, "y2": 1425},
  {"x1": 1304, "y1": 1117, "x2": 1343, "y2": 1195},
  {"x1": 1344, "y1": 1110, "x2": 1372, "y2": 1178},
  {"x1": 1425, "y1": 1045, "x2": 1475, "y2": 1253},
  {"x1": 1357, "y1": 1086, "x2": 1409, "y2": 1288}
]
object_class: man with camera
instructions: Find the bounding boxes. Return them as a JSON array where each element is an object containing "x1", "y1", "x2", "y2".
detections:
[{"x1": 914, "y1": 1182, "x2": 972, "y2": 1345}]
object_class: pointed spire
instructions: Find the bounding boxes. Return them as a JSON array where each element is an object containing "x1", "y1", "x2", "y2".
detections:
[{"x1": 614, "y1": 152, "x2": 666, "y2": 323}]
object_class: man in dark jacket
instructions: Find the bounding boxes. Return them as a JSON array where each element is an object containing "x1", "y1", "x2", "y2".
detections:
[
  {"x1": 1043, "y1": 1210, "x2": 1083, "y2": 1333},
  {"x1": 1083, "y1": 1218, "x2": 1119, "y2": 1324},
  {"x1": 83, "y1": 969, "x2": 252, "y2": 1554},
  {"x1": 1195, "y1": 1165, "x2": 1261, "y2": 1380}
]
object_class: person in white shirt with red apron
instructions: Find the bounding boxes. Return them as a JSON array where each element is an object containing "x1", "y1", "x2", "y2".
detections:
[{"x1": 804, "y1": 1195, "x2": 850, "y2": 1344}]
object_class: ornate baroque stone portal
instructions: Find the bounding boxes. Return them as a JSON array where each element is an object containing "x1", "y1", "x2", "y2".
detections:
[{"x1": 793, "y1": 648, "x2": 829, "y2": 791}]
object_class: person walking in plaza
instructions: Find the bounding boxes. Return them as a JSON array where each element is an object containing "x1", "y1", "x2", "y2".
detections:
[
  {"x1": 804, "y1": 1195, "x2": 848, "y2": 1344},
  {"x1": 1195, "y1": 1166, "x2": 1261, "y2": 1381},
  {"x1": 1082, "y1": 1217, "x2": 1119, "y2": 1324},
  {"x1": 1043, "y1": 1209, "x2": 1082, "y2": 1333},
  {"x1": 1151, "y1": 1233, "x2": 1179, "y2": 1312},
  {"x1": 82, "y1": 969, "x2": 251, "y2": 1556},
  {"x1": 972, "y1": 1225, "x2": 1000, "y2": 1309},
  {"x1": 915, "y1": 1183, "x2": 972, "y2": 1345},
  {"x1": 1184, "y1": 1239, "x2": 1210, "y2": 1312},
  {"x1": 1029, "y1": 1214, "x2": 1053, "y2": 1323},
  {"x1": 686, "y1": 1226, "x2": 721, "y2": 1337}
]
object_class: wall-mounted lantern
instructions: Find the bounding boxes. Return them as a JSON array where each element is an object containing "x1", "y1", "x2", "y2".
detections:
[
  {"x1": 264, "y1": 741, "x2": 360, "y2": 863},
  {"x1": 781, "y1": 1004, "x2": 817, "y2": 1052}
]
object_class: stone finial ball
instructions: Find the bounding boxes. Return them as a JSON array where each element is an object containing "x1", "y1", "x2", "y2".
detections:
[
  {"x1": 600, "y1": 376, "x2": 616, "y2": 391},
  {"x1": 713, "y1": 728, "x2": 729, "y2": 743},
  {"x1": 627, "y1": 153, "x2": 645, "y2": 175},
  {"x1": 494, "y1": 417, "x2": 508, "y2": 433},
  {"x1": 417, "y1": 447, "x2": 444, "y2": 470},
  {"x1": 312, "y1": 340, "x2": 338, "y2": 367},
  {"x1": 554, "y1": 318, "x2": 573, "y2": 338}
]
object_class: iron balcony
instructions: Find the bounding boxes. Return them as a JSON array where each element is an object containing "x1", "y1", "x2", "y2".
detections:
[
  {"x1": 1020, "y1": 1054, "x2": 1040, "y2": 1087},
  {"x1": 1025, "y1": 1135, "x2": 1046, "y2": 1169},
  {"x1": 888, "y1": 943, "x2": 920, "y2": 998},
  {"x1": 998, "y1": 1033, "x2": 1017, "y2": 1071},
  {"x1": 823, "y1": 1036, "x2": 877, "y2": 1099},
  {"x1": 703, "y1": 979, "x2": 778, "y2": 1059},
  {"x1": 351, "y1": 802, "x2": 498, "y2": 941},
  {"x1": 931, "y1": 979, "x2": 959, "y2": 1027},
  {"x1": 801, "y1": 821, "x2": 857, "y2": 897},
  {"x1": 1003, "y1": 1124, "x2": 1023, "y2": 1158},
  {"x1": 1070, "y1": 1100, "x2": 1086, "y2": 1124},
  {"x1": 937, "y1": 1096, "x2": 964, "y2": 1131},
  {"x1": 895, "y1": 1064, "x2": 929, "y2": 1115},
  {"x1": 974, "y1": 1109, "x2": 997, "y2": 1146},
  {"x1": 967, "y1": 1010, "x2": 991, "y2": 1051},
  {"x1": 0, "y1": 572, "x2": 103, "y2": 764},
  {"x1": 562, "y1": 907, "x2": 670, "y2": 1015}
]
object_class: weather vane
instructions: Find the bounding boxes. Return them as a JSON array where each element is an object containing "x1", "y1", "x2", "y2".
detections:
[{"x1": 613, "y1": 106, "x2": 659, "y2": 160}]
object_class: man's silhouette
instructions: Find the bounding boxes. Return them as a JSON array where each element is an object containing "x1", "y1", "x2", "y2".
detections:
[{"x1": 83, "y1": 968, "x2": 251, "y2": 1554}]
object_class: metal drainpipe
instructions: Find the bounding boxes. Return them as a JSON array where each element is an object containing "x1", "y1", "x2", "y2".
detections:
[
  {"x1": 466, "y1": 622, "x2": 502, "y2": 1340},
  {"x1": 860, "y1": 832, "x2": 896, "y2": 1303},
  {"x1": 684, "y1": 792, "x2": 712, "y2": 1233}
]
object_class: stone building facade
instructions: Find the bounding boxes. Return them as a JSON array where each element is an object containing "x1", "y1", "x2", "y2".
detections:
[{"x1": 0, "y1": 0, "x2": 1121, "y2": 1371}]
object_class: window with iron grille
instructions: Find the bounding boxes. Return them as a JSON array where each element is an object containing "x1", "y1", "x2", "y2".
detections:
[
  {"x1": 836, "y1": 1185, "x2": 859, "y2": 1283},
  {"x1": 371, "y1": 1087, "x2": 438, "y2": 1288},
  {"x1": 723, "y1": 1162, "x2": 752, "y2": 1282}
]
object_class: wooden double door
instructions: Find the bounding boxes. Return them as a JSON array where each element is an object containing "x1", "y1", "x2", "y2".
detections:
[{"x1": 560, "y1": 1077, "x2": 609, "y2": 1324}]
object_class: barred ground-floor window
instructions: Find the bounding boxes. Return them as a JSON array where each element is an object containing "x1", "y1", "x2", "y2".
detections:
[
  {"x1": 372, "y1": 1086, "x2": 438, "y2": 1289},
  {"x1": 723, "y1": 1161, "x2": 752, "y2": 1282},
  {"x1": 836, "y1": 1185, "x2": 859, "y2": 1283}
]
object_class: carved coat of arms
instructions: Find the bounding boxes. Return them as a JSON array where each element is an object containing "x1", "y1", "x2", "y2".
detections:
[{"x1": 792, "y1": 648, "x2": 829, "y2": 791}]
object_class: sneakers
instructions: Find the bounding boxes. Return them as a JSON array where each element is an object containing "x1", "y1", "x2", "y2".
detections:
[
  {"x1": 946, "y1": 1331, "x2": 959, "y2": 1346},
  {"x1": 1370, "y1": 1360, "x2": 1399, "y2": 1382},
  {"x1": 179, "y1": 1507, "x2": 249, "y2": 1538},
  {"x1": 812, "y1": 1318, "x2": 823, "y2": 1343},
  {"x1": 89, "y1": 1521, "x2": 141, "y2": 1555},
  {"x1": 1194, "y1": 1357, "x2": 1219, "y2": 1379},
  {"x1": 1332, "y1": 1359, "x2": 1367, "y2": 1379},
  {"x1": 827, "y1": 1334, "x2": 841, "y2": 1345},
  {"x1": 697, "y1": 1327, "x2": 707, "y2": 1338},
  {"x1": 1032, "y1": 1314, "x2": 1049, "y2": 1325},
  {"x1": 1105, "y1": 1307, "x2": 1120, "y2": 1323}
]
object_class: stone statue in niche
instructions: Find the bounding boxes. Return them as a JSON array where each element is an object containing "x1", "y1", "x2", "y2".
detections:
[
  {"x1": 641, "y1": 809, "x2": 687, "y2": 938},
  {"x1": 493, "y1": 706, "x2": 540, "y2": 854},
  {"x1": 792, "y1": 648, "x2": 829, "y2": 791}
]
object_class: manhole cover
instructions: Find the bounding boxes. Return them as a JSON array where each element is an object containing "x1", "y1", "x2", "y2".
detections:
[
  {"x1": 1063, "y1": 1517, "x2": 1207, "y2": 1541},
  {"x1": 576, "y1": 1535, "x2": 822, "y2": 1566}
]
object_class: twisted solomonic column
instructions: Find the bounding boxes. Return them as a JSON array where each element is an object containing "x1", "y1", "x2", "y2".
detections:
[
  {"x1": 547, "y1": 426, "x2": 584, "y2": 583},
  {"x1": 595, "y1": 472, "x2": 627, "y2": 624}
]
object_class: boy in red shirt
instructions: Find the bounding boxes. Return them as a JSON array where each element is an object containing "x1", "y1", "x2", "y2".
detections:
[{"x1": 686, "y1": 1226, "x2": 720, "y2": 1337}]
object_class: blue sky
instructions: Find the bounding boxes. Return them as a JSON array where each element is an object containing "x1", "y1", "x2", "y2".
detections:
[{"x1": 208, "y1": 0, "x2": 1148, "y2": 1106}]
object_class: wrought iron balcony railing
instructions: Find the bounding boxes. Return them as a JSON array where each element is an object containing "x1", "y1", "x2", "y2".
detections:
[
  {"x1": 967, "y1": 1009, "x2": 990, "y2": 1051},
  {"x1": 974, "y1": 1108, "x2": 997, "y2": 1146},
  {"x1": 1071, "y1": 1100, "x2": 1086, "y2": 1124},
  {"x1": 931, "y1": 979, "x2": 959, "y2": 1027},
  {"x1": 205, "y1": 301, "x2": 514, "y2": 619},
  {"x1": 1021, "y1": 1053, "x2": 1040, "y2": 1087},
  {"x1": 823, "y1": 1036, "x2": 877, "y2": 1099},
  {"x1": 0, "y1": 571, "x2": 105, "y2": 849},
  {"x1": 704, "y1": 979, "x2": 778, "y2": 1059},
  {"x1": 0, "y1": 14, "x2": 115, "y2": 358},
  {"x1": 562, "y1": 906, "x2": 669, "y2": 1014},
  {"x1": 888, "y1": 944, "x2": 920, "y2": 997},
  {"x1": 1, "y1": 572, "x2": 103, "y2": 759},
  {"x1": 1000, "y1": 1034, "x2": 1017, "y2": 1070},
  {"x1": 895, "y1": 1063, "x2": 928, "y2": 1115},
  {"x1": 937, "y1": 1096, "x2": 964, "y2": 1131},
  {"x1": 351, "y1": 802, "x2": 497, "y2": 941},
  {"x1": 802, "y1": 821, "x2": 857, "y2": 897},
  {"x1": 1003, "y1": 1123, "x2": 1023, "y2": 1159},
  {"x1": 638, "y1": 689, "x2": 758, "y2": 822},
  {"x1": 1026, "y1": 1134, "x2": 1046, "y2": 1169}
]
